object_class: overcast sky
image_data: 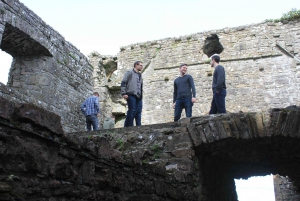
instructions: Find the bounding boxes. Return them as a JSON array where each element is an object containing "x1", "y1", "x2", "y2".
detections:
[
  {"x1": 0, "y1": 1, "x2": 299, "y2": 199},
  {"x1": 1, "y1": 0, "x2": 299, "y2": 84}
]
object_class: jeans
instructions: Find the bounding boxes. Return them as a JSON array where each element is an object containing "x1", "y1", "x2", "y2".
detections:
[
  {"x1": 174, "y1": 97, "x2": 193, "y2": 122},
  {"x1": 209, "y1": 89, "x2": 226, "y2": 114},
  {"x1": 86, "y1": 114, "x2": 99, "y2": 131},
  {"x1": 124, "y1": 95, "x2": 143, "y2": 127}
]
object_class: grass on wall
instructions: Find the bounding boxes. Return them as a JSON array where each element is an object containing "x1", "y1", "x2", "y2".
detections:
[{"x1": 265, "y1": 8, "x2": 300, "y2": 23}]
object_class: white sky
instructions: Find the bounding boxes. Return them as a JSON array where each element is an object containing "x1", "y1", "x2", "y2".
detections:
[
  {"x1": 0, "y1": 1, "x2": 297, "y2": 199},
  {"x1": 0, "y1": 0, "x2": 299, "y2": 84}
]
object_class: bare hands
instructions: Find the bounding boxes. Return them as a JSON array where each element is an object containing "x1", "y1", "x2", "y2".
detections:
[
  {"x1": 192, "y1": 98, "x2": 196, "y2": 103},
  {"x1": 172, "y1": 103, "x2": 176, "y2": 109},
  {"x1": 123, "y1": 95, "x2": 128, "y2": 99}
]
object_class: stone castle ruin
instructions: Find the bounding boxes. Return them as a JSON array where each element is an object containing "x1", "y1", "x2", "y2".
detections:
[
  {"x1": 0, "y1": 0, "x2": 93, "y2": 133},
  {"x1": 1, "y1": 0, "x2": 300, "y2": 200},
  {"x1": 91, "y1": 19, "x2": 300, "y2": 127}
]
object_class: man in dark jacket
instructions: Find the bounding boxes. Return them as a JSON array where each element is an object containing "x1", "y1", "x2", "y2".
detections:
[
  {"x1": 121, "y1": 61, "x2": 143, "y2": 127},
  {"x1": 209, "y1": 54, "x2": 227, "y2": 114}
]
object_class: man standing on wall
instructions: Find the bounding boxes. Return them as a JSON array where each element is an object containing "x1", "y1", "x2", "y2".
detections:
[
  {"x1": 80, "y1": 92, "x2": 101, "y2": 131},
  {"x1": 173, "y1": 64, "x2": 196, "y2": 121},
  {"x1": 209, "y1": 54, "x2": 227, "y2": 114},
  {"x1": 121, "y1": 61, "x2": 143, "y2": 127},
  {"x1": 103, "y1": 114, "x2": 115, "y2": 129}
]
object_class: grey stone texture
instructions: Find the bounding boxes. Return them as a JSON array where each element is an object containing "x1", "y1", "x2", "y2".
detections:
[
  {"x1": 1, "y1": 1, "x2": 300, "y2": 200},
  {"x1": 0, "y1": 0, "x2": 94, "y2": 133},
  {"x1": 92, "y1": 19, "x2": 300, "y2": 128},
  {"x1": 274, "y1": 175, "x2": 300, "y2": 201},
  {"x1": 2, "y1": 96, "x2": 300, "y2": 200}
]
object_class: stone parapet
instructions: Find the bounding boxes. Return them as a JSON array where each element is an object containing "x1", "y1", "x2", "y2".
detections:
[{"x1": 1, "y1": 95, "x2": 300, "y2": 200}]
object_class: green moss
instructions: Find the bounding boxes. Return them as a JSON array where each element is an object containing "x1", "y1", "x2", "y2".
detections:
[
  {"x1": 116, "y1": 138, "x2": 124, "y2": 150},
  {"x1": 69, "y1": 53, "x2": 77, "y2": 60},
  {"x1": 57, "y1": 60, "x2": 64, "y2": 65},
  {"x1": 142, "y1": 159, "x2": 149, "y2": 164},
  {"x1": 151, "y1": 144, "x2": 162, "y2": 159}
]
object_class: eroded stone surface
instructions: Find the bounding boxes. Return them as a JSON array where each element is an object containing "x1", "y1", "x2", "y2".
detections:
[
  {"x1": 91, "y1": 19, "x2": 300, "y2": 128},
  {"x1": 0, "y1": 0, "x2": 93, "y2": 133},
  {"x1": 1, "y1": 95, "x2": 300, "y2": 200}
]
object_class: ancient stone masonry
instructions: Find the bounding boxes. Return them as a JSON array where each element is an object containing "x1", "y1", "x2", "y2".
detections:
[
  {"x1": 1, "y1": 96, "x2": 300, "y2": 200},
  {"x1": 91, "y1": 19, "x2": 300, "y2": 127},
  {"x1": 88, "y1": 52, "x2": 121, "y2": 128},
  {"x1": 274, "y1": 175, "x2": 300, "y2": 201},
  {"x1": 0, "y1": 0, "x2": 94, "y2": 133}
]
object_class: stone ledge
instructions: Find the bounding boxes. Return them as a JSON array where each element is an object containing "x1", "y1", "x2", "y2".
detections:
[{"x1": 0, "y1": 96, "x2": 64, "y2": 136}]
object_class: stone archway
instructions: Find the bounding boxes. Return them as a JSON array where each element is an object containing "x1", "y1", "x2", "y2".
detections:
[{"x1": 188, "y1": 106, "x2": 300, "y2": 200}]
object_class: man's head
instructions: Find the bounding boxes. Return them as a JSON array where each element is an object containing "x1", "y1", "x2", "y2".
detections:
[
  {"x1": 210, "y1": 54, "x2": 220, "y2": 67},
  {"x1": 93, "y1": 92, "x2": 99, "y2": 97},
  {"x1": 134, "y1": 61, "x2": 143, "y2": 72},
  {"x1": 179, "y1": 63, "x2": 188, "y2": 76}
]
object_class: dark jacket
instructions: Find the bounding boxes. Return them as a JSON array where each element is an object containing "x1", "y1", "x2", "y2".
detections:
[
  {"x1": 121, "y1": 69, "x2": 143, "y2": 98},
  {"x1": 212, "y1": 65, "x2": 226, "y2": 92}
]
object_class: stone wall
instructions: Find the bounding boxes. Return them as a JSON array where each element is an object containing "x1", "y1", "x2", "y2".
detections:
[
  {"x1": 92, "y1": 19, "x2": 300, "y2": 127},
  {"x1": 2, "y1": 95, "x2": 300, "y2": 200},
  {"x1": 0, "y1": 0, "x2": 94, "y2": 133},
  {"x1": 274, "y1": 175, "x2": 300, "y2": 201},
  {"x1": 0, "y1": 96, "x2": 202, "y2": 200}
]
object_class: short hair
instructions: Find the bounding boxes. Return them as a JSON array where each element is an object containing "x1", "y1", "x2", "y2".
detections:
[
  {"x1": 93, "y1": 92, "x2": 99, "y2": 96},
  {"x1": 180, "y1": 63, "x2": 187, "y2": 68},
  {"x1": 134, "y1": 61, "x2": 142, "y2": 67},
  {"x1": 210, "y1": 54, "x2": 220, "y2": 63}
]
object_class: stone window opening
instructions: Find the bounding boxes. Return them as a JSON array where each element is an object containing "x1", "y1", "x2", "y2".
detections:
[
  {"x1": 0, "y1": 23, "x2": 53, "y2": 89},
  {"x1": 1, "y1": 23, "x2": 52, "y2": 57},
  {"x1": 0, "y1": 50, "x2": 12, "y2": 85},
  {"x1": 103, "y1": 60, "x2": 117, "y2": 81},
  {"x1": 235, "y1": 174, "x2": 275, "y2": 200},
  {"x1": 202, "y1": 34, "x2": 224, "y2": 58}
]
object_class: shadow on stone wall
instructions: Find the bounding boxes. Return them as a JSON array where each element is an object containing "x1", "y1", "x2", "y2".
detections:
[{"x1": 1, "y1": 95, "x2": 300, "y2": 200}]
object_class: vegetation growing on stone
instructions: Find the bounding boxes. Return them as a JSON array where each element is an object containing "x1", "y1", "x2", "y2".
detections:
[
  {"x1": 116, "y1": 138, "x2": 124, "y2": 150},
  {"x1": 69, "y1": 53, "x2": 77, "y2": 60},
  {"x1": 151, "y1": 144, "x2": 162, "y2": 159},
  {"x1": 265, "y1": 8, "x2": 300, "y2": 23}
]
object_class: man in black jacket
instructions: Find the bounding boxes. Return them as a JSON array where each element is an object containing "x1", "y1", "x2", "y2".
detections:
[
  {"x1": 173, "y1": 64, "x2": 196, "y2": 121},
  {"x1": 209, "y1": 54, "x2": 227, "y2": 114}
]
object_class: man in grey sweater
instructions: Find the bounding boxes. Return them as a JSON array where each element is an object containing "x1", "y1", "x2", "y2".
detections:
[
  {"x1": 209, "y1": 54, "x2": 227, "y2": 114},
  {"x1": 121, "y1": 61, "x2": 143, "y2": 127}
]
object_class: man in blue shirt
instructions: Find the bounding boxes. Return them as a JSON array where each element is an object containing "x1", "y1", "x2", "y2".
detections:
[
  {"x1": 173, "y1": 64, "x2": 197, "y2": 121},
  {"x1": 209, "y1": 54, "x2": 227, "y2": 114},
  {"x1": 80, "y1": 92, "x2": 101, "y2": 131}
]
